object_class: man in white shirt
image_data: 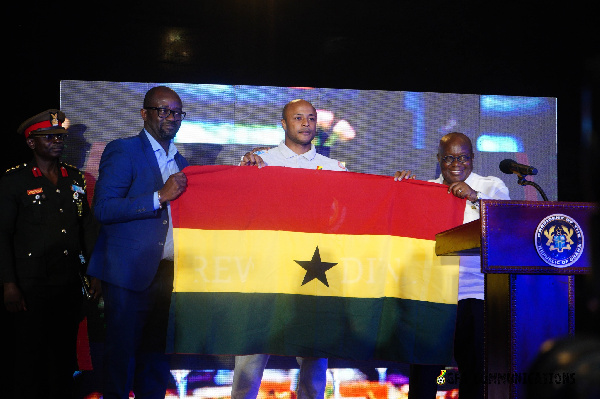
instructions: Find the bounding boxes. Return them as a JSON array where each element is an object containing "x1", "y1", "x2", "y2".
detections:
[
  {"x1": 240, "y1": 100, "x2": 347, "y2": 172},
  {"x1": 233, "y1": 99, "x2": 346, "y2": 399},
  {"x1": 395, "y1": 132, "x2": 510, "y2": 399}
]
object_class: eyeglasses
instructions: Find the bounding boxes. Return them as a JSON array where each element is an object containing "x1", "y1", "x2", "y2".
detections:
[
  {"x1": 31, "y1": 133, "x2": 68, "y2": 141},
  {"x1": 441, "y1": 155, "x2": 471, "y2": 165},
  {"x1": 145, "y1": 107, "x2": 186, "y2": 121}
]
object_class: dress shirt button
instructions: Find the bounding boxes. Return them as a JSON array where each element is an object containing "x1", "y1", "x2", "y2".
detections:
[
  {"x1": 59, "y1": 208, "x2": 64, "y2": 213},
  {"x1": 158, "y1": 242, "x2": 164, "y2": 246},
  {"x1": 28, "y1": 253, "x2": 32, "y2": 257},
  {"x1": 64, "y1": 250, "x2": 69, "y2": 255},
  {"x1": 56, "y1": 189, "x2": 61, "y2": 193},
  {"x1": 163, "y1": 220, "x2": 168, "y2": 225}
]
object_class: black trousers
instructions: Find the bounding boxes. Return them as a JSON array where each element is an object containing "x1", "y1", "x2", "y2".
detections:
[
  {"x1": 8, "y1": 280, "x2": 82, "y2": 399},
  {"x1": 408, "y1": 298, "x2": 485, "y2": 399},
  {"x1": 408, "y1": 363, "x2": 441, "y2": 399},
  {"x1": 453, "y1": 298, "x2": 485, "y2": 399}
]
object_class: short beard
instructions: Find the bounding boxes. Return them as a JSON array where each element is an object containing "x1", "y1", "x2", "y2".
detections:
[
  {"x1": 159, "y1": 130, "x2": 177, "y2": 141},
  {"x1": 159, "y1": 123, "x2": 179, "y2": 141}
]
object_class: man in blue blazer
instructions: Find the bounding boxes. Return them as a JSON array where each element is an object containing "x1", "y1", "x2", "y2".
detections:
[{"x1": 88, "y1": 86, "x2": 188, "y2": 399}]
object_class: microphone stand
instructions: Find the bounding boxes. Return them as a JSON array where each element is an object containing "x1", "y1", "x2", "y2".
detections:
[{"x1": 516, "y1": 174, "x2": 549, "y2": 201}]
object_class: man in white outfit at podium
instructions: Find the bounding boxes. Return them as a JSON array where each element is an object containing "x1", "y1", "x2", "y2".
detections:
[{"x1": 395, "y1": 131, "x2": 510, "y2": 399}]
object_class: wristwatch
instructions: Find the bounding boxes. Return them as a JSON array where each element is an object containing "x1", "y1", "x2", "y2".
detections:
[{"x1": 470, "y1": 191, "x2": 482, "y2": 208}]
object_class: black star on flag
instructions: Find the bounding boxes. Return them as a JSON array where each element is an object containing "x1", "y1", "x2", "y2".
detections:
[{"x1": 294, "y1": 246, "x2": 338, "y2": 287}]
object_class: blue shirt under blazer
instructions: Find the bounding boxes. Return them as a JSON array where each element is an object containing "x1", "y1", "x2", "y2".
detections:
[{"x1": 88, "y1": 130, "x2": 189, "y2": 291}]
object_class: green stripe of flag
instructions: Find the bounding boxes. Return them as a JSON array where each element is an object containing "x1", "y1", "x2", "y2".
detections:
[{"x1": 173, "y1": 292, "x2": 456, "y2": 364}]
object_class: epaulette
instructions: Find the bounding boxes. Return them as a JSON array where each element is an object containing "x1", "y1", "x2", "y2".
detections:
[
  {"x1": 60, "y1": 162, "x2": 87, "y2": 189},
  {"x1": 4, "y1": 163, "x2": 28, "y2": 175},
  {"x1": 60, "y1": 162, "x2": 81, "y2": 171},
  {"x1": 60, "y1": 162, "x2": 85, "y2": 177}
]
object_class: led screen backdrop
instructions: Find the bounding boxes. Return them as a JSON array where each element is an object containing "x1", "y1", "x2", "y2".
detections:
[
  {"x1": 60, "y1": 80, "x2": 557, "y2": 203},
  {"x1": 59, "y1": 80, "x2": 557, "y2": 398}
]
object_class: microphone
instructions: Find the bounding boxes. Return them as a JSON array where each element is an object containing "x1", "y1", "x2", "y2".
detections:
[{"x1": 499, "y1": 159, "x2": 538, "y2": 176}]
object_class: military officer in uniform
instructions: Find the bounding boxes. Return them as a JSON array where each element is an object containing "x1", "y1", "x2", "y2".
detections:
[{"x1": 0, "y1": 109, "x2": 98, "y2": 399}]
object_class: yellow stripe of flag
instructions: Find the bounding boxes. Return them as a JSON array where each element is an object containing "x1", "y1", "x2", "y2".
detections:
[{"x1": 174, "y1": 228, "x2": 459, "y2": 304}]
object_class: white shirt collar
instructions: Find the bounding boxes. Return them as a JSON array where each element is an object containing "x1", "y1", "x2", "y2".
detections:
[
  {"x1": 278, "y1": 140, "x2": 316, "y2": 160},
  {"x1": 145, "y1": 129, "x2": 178, "y2": 159}
]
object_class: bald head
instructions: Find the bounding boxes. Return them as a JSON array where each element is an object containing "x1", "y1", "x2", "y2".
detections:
[
  {"x1": 141, "y1": 86, "x2": 184, "y2": 150},
  {"x1": 438, "y1": 132, "x2": 473, "y2": 156},
  {"x1": 281, "y1": 99, "x2": 317, "y2": 154},
  {"x1": 282, "y1": 99, "x2": 315, "y2": 120},
  {"x1": 143, "y1": 86, "x2": 182, "y2": 108},
  {"x1": 437, "y1": 132, "x2": 474, "y2": 185}
]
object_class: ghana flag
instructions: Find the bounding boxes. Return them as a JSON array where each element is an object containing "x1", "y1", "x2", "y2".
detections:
[{"x1": 171, "y1": 165, "x2": 465, "y2": 364}]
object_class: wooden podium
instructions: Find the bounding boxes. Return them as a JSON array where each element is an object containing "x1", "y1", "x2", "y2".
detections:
[{"x1": 435, "y1": 200, "x2": 596, "y2": 399}]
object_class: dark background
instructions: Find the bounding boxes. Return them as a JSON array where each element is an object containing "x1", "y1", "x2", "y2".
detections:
[
  {"x1": 7, "y1": 1, "x2": 599, "y2": 325},
  {"x1": 8, "y1": 2, "x2": 599, "y2": 203}
]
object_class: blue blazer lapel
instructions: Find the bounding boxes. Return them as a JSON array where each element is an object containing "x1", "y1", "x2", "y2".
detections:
[
  {"x1": 138, "y1": 130, "x2": 165, "y2": 190},
  {"x1": 175, "y1": 152, "x2": 189, "y2": 171}
]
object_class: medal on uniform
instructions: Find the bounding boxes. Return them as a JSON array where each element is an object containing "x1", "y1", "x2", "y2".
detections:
[
  {"x1": 72, "y1": 183, "x2": 85, "y2": 216},
  {"x1": 28, "y1": 187, "x2": 45, "y2": 204}
]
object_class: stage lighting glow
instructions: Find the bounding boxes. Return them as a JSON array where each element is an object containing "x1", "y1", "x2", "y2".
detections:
[
  {"x1": 477, "y1": 134, "x2": 523, "y2": 152},
  {"x1": 175, "y1": 121, "x2": 283, "y2": 144},
  {"x1": 481, "y1": 95, "x2": 544, "y2": 113}
]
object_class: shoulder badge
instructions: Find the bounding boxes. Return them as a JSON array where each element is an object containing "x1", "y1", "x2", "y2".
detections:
[
  {"x1": 535, "y1": 213, "x2": 584, "y2": 267},
  {"x1": 4, "y1": 163, "x2": 27, "y2": 175}
]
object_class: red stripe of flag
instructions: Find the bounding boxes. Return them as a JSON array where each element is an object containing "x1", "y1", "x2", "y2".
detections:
[{"x1": 172, "y1": 166, "x2": 465, "y2": 240}]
